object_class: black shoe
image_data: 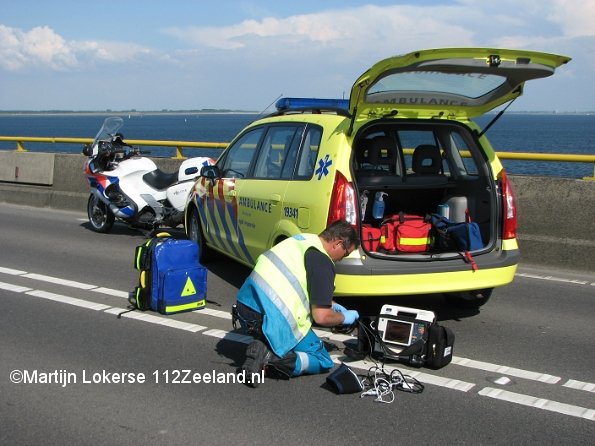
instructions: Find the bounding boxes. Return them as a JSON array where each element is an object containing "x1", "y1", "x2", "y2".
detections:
[
  {"x1": 241, "y1": 340, "x2": 274, "y2": 388},
  {"x1": 267, "y1": 352, "x2": 297, "y2": 380}
]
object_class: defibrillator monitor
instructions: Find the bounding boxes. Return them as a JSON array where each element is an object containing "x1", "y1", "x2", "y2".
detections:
[
  {"x1": 384, "y1": 319, "x2": 415, "y2": 347},
  {"x1": 376, "y1": 305, "x2": 435, "y2": 354}
]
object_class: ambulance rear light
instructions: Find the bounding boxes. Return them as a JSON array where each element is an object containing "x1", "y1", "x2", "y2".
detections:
[
  {"x1": 327, "y1": 171, "x2": 357, "y2": 226},
  {"x1": 499, "y1": 170, "x2": 517, "y2": 240}
]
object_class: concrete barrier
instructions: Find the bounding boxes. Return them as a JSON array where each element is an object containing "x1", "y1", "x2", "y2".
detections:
[{"x1": 1, "y1": 151, "x2": 593, "y2": 272}]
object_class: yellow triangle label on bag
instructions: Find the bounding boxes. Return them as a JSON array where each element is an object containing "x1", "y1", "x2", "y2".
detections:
[{"x1": 181, "y1": 276, "x2": 197, "y2": 297}]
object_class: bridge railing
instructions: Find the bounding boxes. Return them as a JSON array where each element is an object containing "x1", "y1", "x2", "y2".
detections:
[{"x1": 0, "y1": 135, "x2": 593, "y2": 180}]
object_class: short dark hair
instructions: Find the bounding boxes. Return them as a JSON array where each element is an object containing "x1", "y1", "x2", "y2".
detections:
[{"x1": 319, "y1": 220, "x2": 360, "y2": 248}]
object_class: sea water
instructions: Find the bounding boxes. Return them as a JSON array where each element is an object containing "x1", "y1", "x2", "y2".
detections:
[{"x1": 0, "y1": 112, "x2": 593, "y2": 178}]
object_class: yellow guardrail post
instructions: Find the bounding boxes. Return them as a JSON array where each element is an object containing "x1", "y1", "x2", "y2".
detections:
[
  {"x1": 16, "y1": 140, "x2": 27, "y2": 152},
  {"x1": 173, "y1": 146, "x2": 185, "y2": 159}
]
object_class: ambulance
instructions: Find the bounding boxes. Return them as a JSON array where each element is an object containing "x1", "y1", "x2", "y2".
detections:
[{"x1": 185, "y1": 47, "x2": 570, "y2": 308}]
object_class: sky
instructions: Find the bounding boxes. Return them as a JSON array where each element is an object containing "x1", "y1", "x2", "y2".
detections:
[{"x1": 1, "y1": 0, "x2": 593, "y2": 112}]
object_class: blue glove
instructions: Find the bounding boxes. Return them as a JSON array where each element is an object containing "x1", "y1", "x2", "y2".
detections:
[
  {"x1": 342, "y1": 309, "x2": 359, "y2": 325},
  {"x1": 332, "y1": 303, "x2": 347, "y2": 313}
]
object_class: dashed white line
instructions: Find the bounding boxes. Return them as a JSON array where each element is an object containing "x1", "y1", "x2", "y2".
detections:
[
  {"x1": 330, "y1": 354, "x2": 476, "y2": 392},
  {"x1": 22, "y1": 273, "x2": 97, "y2": 290},
  {"x1": 92, "y1": 287, "x2": 130, "y2": 298},
  {"x1": 103, "y1": 307, "x2": 206, "y2": 332},
  {"x1": 26, "y1": 290, "x2": 111, "y2": 311},
  {"x1": 0, "y1": 267, "x2": 28, "y2": 275},
  {"x1": 451, "y1": 356, "x2": 561, "y2": 384},
  {"x1": 479, "y1": 387, "x2": 595, "y2": 421},
  {"x1": 202, "y1": 328, "x2": 253, "y2": 344},
  {"x1": 3, "y1": 265, "x2": 595, "y2": 417},
  {"x1": 563, "y1": 379, "x2": 595, "y2": 393},
  {"x1": 0, "y1": 281, "x2": 33, "y2": 293},
  {"x1": 516, "y1": 272, "x2": 594, "y2": 287},
  {"x1": 195, "y1": 308, "x2": 232, "y2": 320}
]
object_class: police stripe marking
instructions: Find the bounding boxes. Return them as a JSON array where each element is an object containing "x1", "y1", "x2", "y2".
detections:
[
  {"x1": 451, "y1": 356, "x2": 561, "y2": 384},
  {"x1": 26, "y1": 290, "x2": 111, "y2": 311},
  {"x1": 479, "y1": 387, "x2": 595, "y2": 421}
]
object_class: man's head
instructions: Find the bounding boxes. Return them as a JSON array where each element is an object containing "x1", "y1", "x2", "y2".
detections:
[{"x1": 319, "y1": 220, "x2": 360, "y2": 262}]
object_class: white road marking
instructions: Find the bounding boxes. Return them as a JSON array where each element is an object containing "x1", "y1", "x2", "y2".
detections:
[
  {"x1": 92, "y1": 287, "x2": 130, "y2": 298},
  {"x1": 26, "y1": 290, "x2": 111, "y2": 311},
  {"x1": 22, "y1": 273, "x2": 97, "y2": 290},
  {"x1": 451, "y1": 356, "x2": 561, "y2": 384},
  {"x1": 563, "y1": 379, "x2": 595, "y2": 393},
  {"x1": 330, "y1": 354, "x2": 476, "y2": 392},
  {"x1": 516, "y1": 272, "x2": 594, "y2": 287},
  {"x1": 479, "y1": 387, "x2": 595, "y2": 421},
  {"x1": 103, "y1": 307, "x2": 206, "y2": 332},
  {"x1": 202, "y1": 328, "x2": 253, "y2": 344},
  {"x1": 3, "y1": 265, "x2": 595, "y2": 419},
  {"x1": 0, "y1": 281, "x2": 33, "y2": 293},
  {"x1": 0, "y1": 267, "x2": 27, "y2": 275},
  {"x1": 195, "y1": 308, "x2": 232, "y2": 319}
]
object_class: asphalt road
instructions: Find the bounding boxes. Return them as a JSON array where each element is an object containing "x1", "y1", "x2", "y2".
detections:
[{"x1": 1, "y1": 203, "x2": 593, "y2": 445}]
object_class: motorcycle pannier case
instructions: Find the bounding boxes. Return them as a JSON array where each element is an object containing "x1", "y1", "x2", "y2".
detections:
[{"x1": 132, "y1": 233, "x2": 207, "y2": 314}]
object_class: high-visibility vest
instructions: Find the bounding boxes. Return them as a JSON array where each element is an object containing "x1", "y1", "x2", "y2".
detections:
[{"x1": 241, "y1": 234, "x2": 330, "y2": 356}]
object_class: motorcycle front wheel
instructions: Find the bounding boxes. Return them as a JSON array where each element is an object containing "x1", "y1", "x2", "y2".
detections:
[{"x1": 87, "y1": 194, "x2": 115, "y2": 233}]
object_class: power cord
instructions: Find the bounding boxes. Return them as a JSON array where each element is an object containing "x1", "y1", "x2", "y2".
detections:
[{"x1": 360, "y1": 365, "x2": 424, "y2": 403}]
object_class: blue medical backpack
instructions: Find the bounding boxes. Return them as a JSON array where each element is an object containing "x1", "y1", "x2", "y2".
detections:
[{"x1": 130, "y1": 232, "x2": 207, "y2": 314}]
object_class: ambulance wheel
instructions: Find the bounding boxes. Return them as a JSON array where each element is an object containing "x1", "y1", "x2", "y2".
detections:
[
  {"x1": 187, "y1": 206, "x2": 212, "y2": 262},
  {"x1": 445, "y1": 288, "x2": 492, "y2": 309},
  {"x1": 87, "y1": 194, "x2": 114, "y2": 233}
]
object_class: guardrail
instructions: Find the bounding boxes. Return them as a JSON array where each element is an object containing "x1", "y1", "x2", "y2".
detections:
[{"x1": 1, "y1": 135, "x2": 594, "y2": 180}]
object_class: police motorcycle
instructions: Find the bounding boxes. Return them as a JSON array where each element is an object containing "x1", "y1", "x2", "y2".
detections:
[{"x1": 83, "y1": 116, "x2": 214, "y2": 233}]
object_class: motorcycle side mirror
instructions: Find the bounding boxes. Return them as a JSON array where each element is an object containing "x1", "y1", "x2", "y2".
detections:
[
  {"x1": 185, "y1": 166, "x2": 199, "y2": 176},
  {"x1": 82, "y1": 144, "x2": 93, "y2": 156},
  {"x1": 200, "y1": 165, "x2": 220, "y2": 180}
]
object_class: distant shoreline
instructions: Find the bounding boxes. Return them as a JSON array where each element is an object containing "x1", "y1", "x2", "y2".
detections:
[
  {"x1": 0, "y1": 110, "x2": 260, "y2": 117},
  {"x1": 0, "y1": 110, "x2": 592, "y2": 116}
]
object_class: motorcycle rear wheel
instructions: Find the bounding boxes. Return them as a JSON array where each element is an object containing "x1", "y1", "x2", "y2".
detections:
[{"x1": 87, "y1": 194, "x2": 115, "y2": 233}]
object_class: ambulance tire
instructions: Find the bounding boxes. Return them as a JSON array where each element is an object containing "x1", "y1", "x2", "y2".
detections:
[
  {"x1": 187, "y1": 206, "x2": 212, "y2": 262},
  {"x1": 445, "y1": 288, "x2": 492, "y2": 309}
]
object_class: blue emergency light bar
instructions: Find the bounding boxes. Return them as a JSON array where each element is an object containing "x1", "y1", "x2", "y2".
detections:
[{"x1": 275, "y1": 97, "x2": 349, "y2": 112}]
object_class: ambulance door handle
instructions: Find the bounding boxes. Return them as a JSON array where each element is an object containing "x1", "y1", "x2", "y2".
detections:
[{"x1": 271, "y1": 194, "x2": 281, "y2": 203}]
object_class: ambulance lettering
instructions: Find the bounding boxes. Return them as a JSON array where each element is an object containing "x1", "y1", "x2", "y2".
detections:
[{"x1": 238, "y1": 197, "x2": 272, "y2": 213}]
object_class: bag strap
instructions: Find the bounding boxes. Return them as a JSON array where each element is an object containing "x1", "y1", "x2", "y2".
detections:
[{"x1": 461, "y1": 251, "x2": 478, "y2": 271}]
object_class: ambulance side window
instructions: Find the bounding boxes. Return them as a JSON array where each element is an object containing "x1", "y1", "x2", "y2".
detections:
[
  {"x1": 253, "y1": 125, "x2": 303, "y2": 180},
  {"x1": 220, "y1": 128, "x2": 264, "y2": 178},
  {"x1": 295, "y1": 126, "x2": 323, "y2": 179}
]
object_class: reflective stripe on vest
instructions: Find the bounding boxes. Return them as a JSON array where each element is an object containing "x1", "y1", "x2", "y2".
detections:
[{"x1": 250, "y1": 234, "x2": 329, "y2": 343}]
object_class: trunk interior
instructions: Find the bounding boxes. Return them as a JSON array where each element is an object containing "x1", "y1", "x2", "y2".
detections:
[{"x1": 352, "y1": 119, "x2": 496, "y2": 259}]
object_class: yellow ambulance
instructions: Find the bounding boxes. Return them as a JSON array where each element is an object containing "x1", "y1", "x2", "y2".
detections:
[{"x1": 185, "y1": 47, "x2": 570, "y2": 308}]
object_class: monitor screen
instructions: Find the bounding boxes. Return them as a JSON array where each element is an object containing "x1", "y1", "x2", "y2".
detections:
[{"x1": 384, "y1": 319, "x2": 413, "y2": 346}]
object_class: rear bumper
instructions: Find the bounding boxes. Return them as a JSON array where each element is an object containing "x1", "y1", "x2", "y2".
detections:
[{"x1": 333, "y1": 247, "x2": 520, "y2": 296}]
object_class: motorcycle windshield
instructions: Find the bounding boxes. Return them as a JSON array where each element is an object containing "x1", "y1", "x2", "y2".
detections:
[{"x1": 93, "y1": 117, "x2": 124, "y2": 145}]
